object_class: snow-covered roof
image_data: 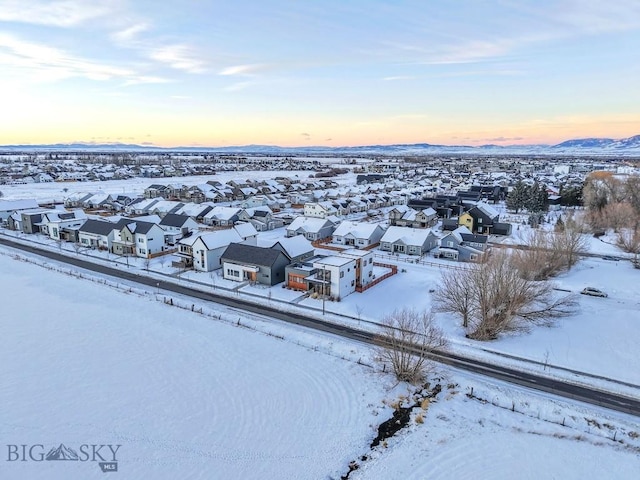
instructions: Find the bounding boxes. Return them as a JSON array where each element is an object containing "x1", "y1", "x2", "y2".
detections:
[
  {"x1": 233, "y1": 222, "x2": 258, "y2": 239},
  {"x1": 476, "y1": 202, "x2": 499, "y2": 219},
  {"x1": 332, "y1": 220, "x2": 381, "y2": 239},
  {"x1": 380, "y1": 226, "x2": 435, "y2": 246},
  {"x1": 270, "y1": 235, "x2": 314, "y2": 259},
  {"x1": 287, "y1": 216, "x2": 332, "y2": 233}
]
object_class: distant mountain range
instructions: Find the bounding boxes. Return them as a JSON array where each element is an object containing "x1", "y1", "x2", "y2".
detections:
[{"x1": 2, "y1": 135, "x2": 639, "y2": 155}]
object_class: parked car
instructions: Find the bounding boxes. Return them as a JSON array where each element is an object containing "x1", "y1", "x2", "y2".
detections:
[
  {"x1": 581, "y1": 287, "x2": 608, "y2": 298},
  {"x1": 601, "y1": 255, "x2": 619, "y2": 261}
]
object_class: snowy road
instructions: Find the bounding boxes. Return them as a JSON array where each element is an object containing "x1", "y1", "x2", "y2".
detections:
[{"x1": 2, "y1": 234, "x2": 640, "y2": 417}]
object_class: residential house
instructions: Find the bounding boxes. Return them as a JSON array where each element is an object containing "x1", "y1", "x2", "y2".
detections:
[
  {"x1": 269, "y1": 235, "x2": 314, "y2": 263},
  {"x1": 220, "y1": 243, "x2": 291, "y2": 286},
  {"x1": 339, "y1": 248, "x2": 375, "y2": 290},
  {"x1": 437, "y1": 226, "x2": 488, "y2": 262},
  {"x1": 113, "y1": 220, "x2": 166, "y2": 258},
  {"x1": 331, "y1": 221, "x2": 385, "y2": 248},
  {"x1": 40, "y1": 209, "x2": 88, "y2": 241},
  {"x1": 202, "y1": 206, "x2": 243, "y2": 227},
  {"x1": 309, "y1": 255, "x2": 357, "y2": 300},
  {"x1": 0, "y1": 199, "x2": 39, "y2": 226},
  {"x1": 286, "y1": 216, "x2": 337, "y2": 241},
  {"x1": 159, "y1": 213, "x2": 199, "y2": 245},
  {"x1": 458, "y1": 202, "x2": 501, "y2": 235},
  {"x1": 379, "y1": 226, "x2": 439, "y2": 256},
  {"x1": 78, "y1": 218, "x2": 124, "y2": 250},
  {"x1": 389, "y1": 206, "x2": 438, "y2": 228},
  {"x1": 304, "y1": 202, "x2": 338, "y2": 219}
]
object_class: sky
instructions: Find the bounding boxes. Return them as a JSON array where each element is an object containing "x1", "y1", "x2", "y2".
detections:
[{"x1": 0, "y1": 0, "x2": 639, "y2": 148}]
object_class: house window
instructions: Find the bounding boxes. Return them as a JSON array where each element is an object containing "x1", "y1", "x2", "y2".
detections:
[
  {"x1": 81, "y1": 238, "x2": 88, "y2": 244},
  {"x1": 447, "y1": 241, "x2": 453, "y2": 247},
  {"x1": 351, "y1": 280, "x2": 355, "y2": 287},
  {"x1": 478, "y1": 218, "x2": 482, "y2": 223},
  {"x1": 340, "y1": 271, "x2": 344, "y2": 278},
  {"x1": 368, "y1": 270, "x2": 372, "y2": 277},
  {"x1": 369, "y1": 258, "x2": 373, "y2": 264},
  {"x1": 138, "y1": 237, "x2": 143, "y2": 243}
]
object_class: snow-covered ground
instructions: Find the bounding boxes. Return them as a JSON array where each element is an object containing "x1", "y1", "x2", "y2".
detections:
[
  {"x1": 0, "y1": 252, "x2": 388, "y2": 480},
  {"x1": 1, "y1": 251, "x2": 639, "y2": 479}
]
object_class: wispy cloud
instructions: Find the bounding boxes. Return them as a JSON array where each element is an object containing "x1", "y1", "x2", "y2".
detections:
[
  {"x1": 111, "y1": 23, "x2": 150, "y2": 45},
  {"x1": 0, "y1": 33, "x2": 167, "y2": 85},
  {"x1": 382, "y1": 75, "x2": 415, "y2": 81},
  {"x1": 0, "y1": 0, "x2": 112, "y2": 27},
  {"x1": 224, "y1": 81, "x2": 255, "y2": 92},
  {"x1": 219, "y1": 64, "x2": 269, "y2": 76},
  {"x1": 149, "y1": 44, "x2": 208, "y2": 74}
]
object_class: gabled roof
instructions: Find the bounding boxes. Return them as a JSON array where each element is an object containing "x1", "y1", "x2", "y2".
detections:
[
  {"x1": 195, "y1": 229, "x2": 243, "y2": 250},
  {"x1": 79, "y1": 219, "x2": 118, "y2": 236},
  {"x1": 233, "y1": 222, "x2": 258, "y2": 239},
  {"x1": 221, "y1": 243, "x2": 285, "y2": 267},
  {"x1": 332, "y1": 220, "x2": 382, "y2": 239},
  {"x1": 269, "y1": 235, "x2": 314, "y2": 260},
  {"x1": 159, "y1": 213, "x2": 191, "y2": 228},
  {"x1": 287, "y1": 216, "x2": 333, "y2": 233},
  {"x1": 380, "y1": 226, "x2": 436, "y2": 246},
  {"x1": 475, "y1": 202, "x2": 499, "y2": 219}
]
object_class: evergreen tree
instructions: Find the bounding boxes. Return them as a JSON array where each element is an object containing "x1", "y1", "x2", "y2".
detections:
[
  {"x1": 506, "y1": 180, "x2": 528, "y2": 213},
  {"x1": 525, "y1": 182, "x2": 549, "y2": 212}
]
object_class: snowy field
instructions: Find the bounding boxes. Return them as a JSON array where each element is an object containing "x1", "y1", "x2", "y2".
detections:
[
  {"x1": 0, "y1": 252, "x2": 387, "y2": 480},
  {"x1": 1, "y1": 250, "x2": 639, "y2": 479},
  {"x1": 0, "y1": 170, "x2": 324, "y2": 203}
]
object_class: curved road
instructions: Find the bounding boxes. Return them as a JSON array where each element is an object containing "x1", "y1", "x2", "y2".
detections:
[{"x1": 2, "y1": 236, "x2": 639, "y2": 417}]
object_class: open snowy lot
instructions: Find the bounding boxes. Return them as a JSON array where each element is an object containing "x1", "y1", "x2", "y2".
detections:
[
  {"x1": 0, "y1": 252, "x2": 387, "y2": 480},
  {"x1": 1, "y1": 246, "x2": 639, "y2": 479}
]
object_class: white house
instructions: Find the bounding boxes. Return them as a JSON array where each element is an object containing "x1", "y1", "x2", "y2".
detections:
[
  {"x1": 331, "y1": 221, "x2": 385, "y2": 248},
  {"x1": 40, "y1": 209, "x2": 88, "y2": 241},
  {"x1": 304, "y1": 202, "x2": 338, "y2": 219},
  {"x1": 339, "y1": 248, "x2": 375, "y2": 289},
  {"x1": 311, "y1": 255, "x2": 357, "y2": 300},
  {"x1": 191, "y1": 229, "x2": 244, "y2": 272}
]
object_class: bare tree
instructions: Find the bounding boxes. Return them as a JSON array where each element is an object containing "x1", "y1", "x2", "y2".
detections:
[
  {"x1": 616, "y1": 229, "x2": 640, "y2": 262},
  {"x1": 511, "y1": 225, "x2": 588, "y2": 281},
  {"x1": 434, "y1": 251, "x2": 578, "y2": 341},
  {"x1": 376, "y1": 308, "x2": 447, "y2": 384}
]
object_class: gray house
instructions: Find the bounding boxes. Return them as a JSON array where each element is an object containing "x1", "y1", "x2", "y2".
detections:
[
  {"x1": 379, "y1": 226, "x2": 439, "y2": 255},
  {"x1": 220, "y1": 243, "x2": 291, "y2": 286},
  {"x1": 438, "y1": 226, "x2": 488, "y2": 262},
  {"x1": 286, "y1": 216, "x2": 337, "y2": 241}
]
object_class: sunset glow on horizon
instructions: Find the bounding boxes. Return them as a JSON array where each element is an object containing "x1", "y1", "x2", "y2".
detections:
[{"x1": 1, "y1": 1, "x2": 638, "y2": 148}]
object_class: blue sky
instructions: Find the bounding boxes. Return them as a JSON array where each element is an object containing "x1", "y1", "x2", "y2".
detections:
[{"x1": 1, "y1": 0, "x2": 638, "y2": 147}]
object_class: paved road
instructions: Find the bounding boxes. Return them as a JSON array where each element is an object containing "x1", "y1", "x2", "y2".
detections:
[{"x1": 2, "y1": 235, "x2": 639, "y2": 417}]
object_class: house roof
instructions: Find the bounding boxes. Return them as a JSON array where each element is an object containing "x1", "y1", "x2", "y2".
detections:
[
  {"x1": 332, "y1": 220, "x2": 382, "y2": 239},
  {"x1": 159, "y1": 213, "x2": 191, "y2": 228},
  {"x1": 196, "y1": 229, "x2": 243, "y2": 250},
  {"x1": 221, "y1": 243, "x2": 285, "y2": 267},
  {"x1": 125, "y1": 220, "x2": 158, "y2": 235},
  {"x1": 380, "y1": 226, "x2": 435, "y2": 246},
  {"x1": 269, "y1": 235, "x2": 314, "y2": 260},
  {"x1": 233, "y1": 222, "x2": 258, "y2": 239},
  {"x1": 79, "y1": 219, "x2": 118, "y2": 236},
  {"x1": 287, "y1": 216, "x2": 333, "y2": 233},
  {"x1": 475, "y1": 202, "x2": 499, "y2": 219}
]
